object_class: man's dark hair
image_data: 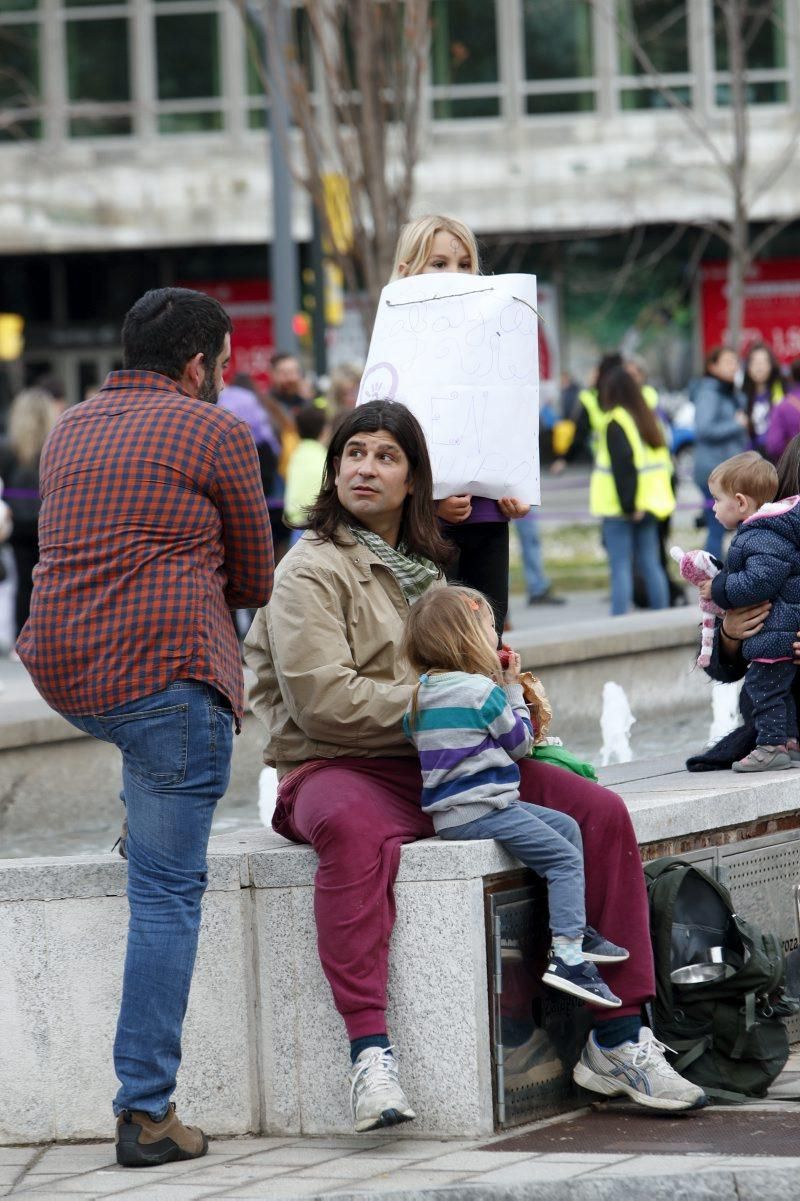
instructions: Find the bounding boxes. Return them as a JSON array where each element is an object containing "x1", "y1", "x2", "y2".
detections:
[
  {"x1": 122, "y1": 288, "x2": 232, "y2": 380},
  {"x1": 270, "y1": 351, "x2": 295, "y2": 369},
  {"x1": 296, "y1": 404, "x2": 327, "y2": 441},
  {"x1": 305, "y1": 400, "x2": 453, "y2": 569}
]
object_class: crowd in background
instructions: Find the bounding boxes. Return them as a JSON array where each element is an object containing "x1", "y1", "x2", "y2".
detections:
[{"x1": 3, "y1": 335, "x2": 800, "y2": 650}]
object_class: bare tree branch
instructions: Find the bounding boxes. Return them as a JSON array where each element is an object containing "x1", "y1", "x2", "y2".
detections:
[{"x1": 234, "y1": 0, "x2": 430, "y2": 335}]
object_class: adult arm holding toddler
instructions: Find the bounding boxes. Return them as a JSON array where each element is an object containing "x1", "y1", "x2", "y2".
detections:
[{"x1": 690, "y1": 439, "x2": 800, "y2": 769}]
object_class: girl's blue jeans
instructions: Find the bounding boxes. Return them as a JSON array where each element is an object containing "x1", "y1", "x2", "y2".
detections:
[
  {"x1": 438, "y1": 800, "x2": 585, "y2": 938},
  {"x1": 602, "y1": 514, "x2": 671, "y2": 617},
  {"x1": 64, "y1": 680, "x2": 233, "y2": 1118}
]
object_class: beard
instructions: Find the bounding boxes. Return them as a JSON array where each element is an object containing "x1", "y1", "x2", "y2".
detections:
[{"x1": 199, "y1": 370, "x2": 220, "y2": 405}]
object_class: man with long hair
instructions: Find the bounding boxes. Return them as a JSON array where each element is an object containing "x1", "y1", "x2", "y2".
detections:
[{"x1": 245, "y1": 401, "x2": 705, "y2": 1135}]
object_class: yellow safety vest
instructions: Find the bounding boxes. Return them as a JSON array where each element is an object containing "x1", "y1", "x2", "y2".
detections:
[
  {"x1": 579, "y1": 388, "x2": 604, "y2": 432},
  {"x1": 642, "y1": 384, "x2": 659, "y2": 411},
  {"x1": 590, "y1": 406, "x2": 675, "y2": 520}
]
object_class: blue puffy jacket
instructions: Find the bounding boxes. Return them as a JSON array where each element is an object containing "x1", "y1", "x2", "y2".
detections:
[
  {"x1": 692, "y1": 375, "x2": 747, "y2": 492},
  {"x1": 710, "y1": 496, "x2": 800, "y2": 661}
]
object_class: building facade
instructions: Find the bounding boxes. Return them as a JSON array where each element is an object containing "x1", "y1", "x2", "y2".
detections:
[{"x1": 1, "y1": 0, "x2": 799, "y2": 401}]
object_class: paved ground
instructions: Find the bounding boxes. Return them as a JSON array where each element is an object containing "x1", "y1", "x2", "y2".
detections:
[{"x1": 2, "y1": 1052, "x2": 799, "y2": 1200}]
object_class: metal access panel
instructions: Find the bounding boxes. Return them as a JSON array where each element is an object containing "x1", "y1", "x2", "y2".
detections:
[
  {"x1": 718, "y1": 831, "x2": 800, "y2": 1044},
  {"x1": 485, "y1": 875, "x2": 591, "y2": 1129}
]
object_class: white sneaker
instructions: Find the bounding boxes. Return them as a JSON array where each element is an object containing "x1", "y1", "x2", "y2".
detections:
[
  {"x1": 573, "y1": 1027, "x2": 707, "y2": 1111},
  {"x1": 348, "y1": 1046, "x2": 416, "y2": 1133}
]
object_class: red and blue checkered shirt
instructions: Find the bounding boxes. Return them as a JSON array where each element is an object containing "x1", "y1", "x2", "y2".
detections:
[{"x1": 17, "y1": 370, "x2": 274, "y2": 722}]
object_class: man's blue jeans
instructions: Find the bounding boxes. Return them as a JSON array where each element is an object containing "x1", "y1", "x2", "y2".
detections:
[
  {"x1": 64, "y1": 681, "x2": 234, "y2": 1118},
  {"x1": 602, "y1": 514, "x2": 670, "y2": 617}
]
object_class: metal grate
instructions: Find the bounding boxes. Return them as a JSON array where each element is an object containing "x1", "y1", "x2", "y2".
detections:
[
  {"x1": 720, "y1": 835, "x2": 800, "y2": 1043},
  {"x1": 486, "y1": 878, "x2": 590, "y2": 1129}
]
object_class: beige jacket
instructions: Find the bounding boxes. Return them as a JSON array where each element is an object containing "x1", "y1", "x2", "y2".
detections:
[{"x1": 243, "y1": 528, "x2": 443, "y2": 778}]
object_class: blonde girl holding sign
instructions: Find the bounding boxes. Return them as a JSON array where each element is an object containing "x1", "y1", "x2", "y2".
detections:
[{"x1": 392, "y1": 215, "x2": 530, "y2": 635}]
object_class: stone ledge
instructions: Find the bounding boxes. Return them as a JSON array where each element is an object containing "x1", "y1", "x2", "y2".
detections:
[
  {"x1": 508, "y1": 607, "x2": 699, "y2": 668},
  {"x1": 4, "y1": 754, "x2": 799, "y2": 901},
  {"x1": 0, "y1": 845, "x2": 246, "y2": 903},
  {"x1": 0, "y1": 610, "x2": 700, "y2": 753}
]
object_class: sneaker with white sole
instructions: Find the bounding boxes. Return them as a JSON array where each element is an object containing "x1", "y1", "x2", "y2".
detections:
[
  {"x1": 542, "y1": 956, "x2": 622, "y2": 1007},
  {"x1": 349, "y1": 1046, "x2": 416, "y2": 1133},
  {"x1": 582, "y1": 927, "x2": 629, "y2": 963},
  {"x1": 573, "y1": 1027, "x2": 708, "y2": 1111}
]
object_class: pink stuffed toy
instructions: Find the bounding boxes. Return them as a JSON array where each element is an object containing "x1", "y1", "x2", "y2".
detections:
[{"x1": 670, "y1": 545, "x2": 725, "y2": 668}]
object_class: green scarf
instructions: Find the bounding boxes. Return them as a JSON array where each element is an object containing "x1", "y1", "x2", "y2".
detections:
[{"x1": 349, "y1": 526, "x2": 439, "y2": 604}]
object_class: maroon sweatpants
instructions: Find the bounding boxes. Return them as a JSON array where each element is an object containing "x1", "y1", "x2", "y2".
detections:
[{"x1": 273, "y1": 756, "x2": 655, "y2": 1039}]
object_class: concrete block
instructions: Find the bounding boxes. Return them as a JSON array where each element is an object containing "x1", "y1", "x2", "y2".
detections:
[
  {"x1": 43, "y1": 895, "x2": 127, "y2": 1140},
  {"x1": 0, "y1": 900, "x2": 53, "y2": 1143},
  {"x1": 176, "y1": 890, "x2": 259, "y2": 1135},
  {"x1": 255, "y1": 872, "x2": 493, "y2": 1138},
  {"x1": 254, "y1": 887, "x2": 302, "y2": 1133}
]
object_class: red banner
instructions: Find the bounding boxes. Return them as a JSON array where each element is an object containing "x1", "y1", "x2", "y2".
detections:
[
  {"x1": 177, "y1": 279, "x2": 274, "y2": 390},
  {"x1": 701, "y1": 258, "x2": 800, "y2": 362}
]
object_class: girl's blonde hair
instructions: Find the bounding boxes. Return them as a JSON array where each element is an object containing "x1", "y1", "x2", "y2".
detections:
[
  {"x1": 8, "y1": 388, "x2": 57, "y2": 467},
  {"x1": 390, "y1": 214, "x2": 480, "y2": 280},
  {"x1": 402, "y1": 585, "x2": 499, "y2": 728}
]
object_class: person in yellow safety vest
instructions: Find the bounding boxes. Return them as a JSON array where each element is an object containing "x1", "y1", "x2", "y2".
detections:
[
  {"x1": 552, "y1": 353, "x2": 623, "y2": 471},
  {"x1": 590, "y1": 366, "x2": 675, "y2": 617},
  {"x1": 623, "y1": 356, "x2": 686, "y2": 609}
]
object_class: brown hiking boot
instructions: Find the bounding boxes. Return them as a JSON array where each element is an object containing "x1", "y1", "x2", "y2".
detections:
[{"x1": 115, "y1": 1103, "x2": 208, "y2": 1167}]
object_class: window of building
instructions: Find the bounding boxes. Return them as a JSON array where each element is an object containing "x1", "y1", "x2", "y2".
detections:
[
  {"x1": 430, "y1": 0, "x2": 501, "y2": 119},
  {"x1": 156, "y1": 8, "x2": 223, "y2": 132},
  {"x1": 0, "y1": 5, "x2": 41, "y2": 140},
  {"x1": 66, "y1": 13, "x2": 132, "y2": 136},
  {"x1": 616, "y1": 0, "x2": 691, "y2": 111},
  {"x1": 713, "y1": 0, "x2": 788, "y2": 105},
  {"x1": 522, "y1": 0, "x2": 596, "y2": 115}
]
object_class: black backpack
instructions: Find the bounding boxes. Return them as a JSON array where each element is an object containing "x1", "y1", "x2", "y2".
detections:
[{"x1": 645, "y1": 857, "x2": 795, "y2": 1102}]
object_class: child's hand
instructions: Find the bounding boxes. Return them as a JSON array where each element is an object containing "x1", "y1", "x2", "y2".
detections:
[
  {"x1": 436, "y1": 494, "x2": 472, "y2": 523},
  {"x1": 698, "y1": 580, "x2": 713, "y2": 600},
  {"x1": 498, "y1": 497, "x2": 531, "y2": 518},
  {"x1": 498, "y1": 647, "x2": 521, "y2": 684}
]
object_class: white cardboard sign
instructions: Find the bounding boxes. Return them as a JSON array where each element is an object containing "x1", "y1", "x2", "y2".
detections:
[{"x1": 357, "y1": 272, "x2": 540, "y2": 503}]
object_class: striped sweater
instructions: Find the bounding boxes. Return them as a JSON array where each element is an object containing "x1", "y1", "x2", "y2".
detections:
[{"x1": 402, "y1": 671, "x2": 534, "y2": 831}]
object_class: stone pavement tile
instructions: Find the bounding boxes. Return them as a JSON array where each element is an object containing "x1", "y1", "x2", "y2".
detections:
[
  {"x1": 1, "y1": 1194, "x2": 97, "y2": 1201},
  {"x1": 534, "y1": 1154, "x2": 637, "y2": 1165},
  {"x1": 205, "y1": 1138, "x2": 298, "y2": 1154},
  {"x1": 476, "y1": 1160, "x2": 595, "y2": 1184},
  {"x1": 294, "y1": 1157, "x2": 409, "y2": 1180},
  {"x1": 344, "y1": 1169, "x2": 474, "y2": 1193},
  {"x1": 340, "y1": 1139, "x2": 469, "y2": 1160},
  {"x1": 164, "y1": 1162, "x2": 297, "y2": 1187},
  {"x1": 91, "y1": 1185, "x2": 223, "y2": 1201},
  {"x1": 24, "y1": 1150, "x2": 116, "y2": 1174},
  {"x1": 241, "y1": 1146, "x2": 360, "y2": 1167},
  {"x1": 15, "y1": 1173, "x2": 135, "y2": 1196},
  {"x1": 0, "y1": 1169, "x2": 24, "y2": 1186},
  {"x1": 215, "y1": 1181, "x2": 333, "y2": 1198},
  {"x1": 0, "y1": 1149, "x2": 40, "y2": 1166},
  {"x1": 590, "y1": 1154, "x2": 726, "y2": 1177},
  {"x1": 414, "y1": 1149, "x2": 536, "y2": 1172}
]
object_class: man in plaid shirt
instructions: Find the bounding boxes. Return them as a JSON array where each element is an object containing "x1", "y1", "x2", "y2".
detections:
[{"x1": 18, "y1": 288, "x2": 273, "y2": 1167}]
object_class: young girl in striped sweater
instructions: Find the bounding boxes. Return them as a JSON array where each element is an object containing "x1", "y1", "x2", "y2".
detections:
[{"x1": 401, "y1": 585, "x2": 626, "y2": 1008}]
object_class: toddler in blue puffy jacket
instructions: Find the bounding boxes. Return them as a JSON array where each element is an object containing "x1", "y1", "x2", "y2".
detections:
[{"x1": 699, "y1": 451, "x2": 800, "y2": 772}]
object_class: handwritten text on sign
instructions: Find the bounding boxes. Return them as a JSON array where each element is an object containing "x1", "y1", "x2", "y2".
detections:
[{"x1": 357, "y1": 273, "x2": 540, "y2": 503}]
